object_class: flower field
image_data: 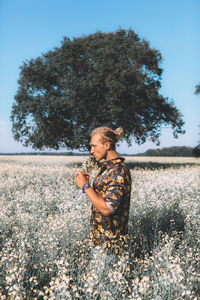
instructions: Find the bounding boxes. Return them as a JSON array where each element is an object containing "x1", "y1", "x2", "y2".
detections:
[{"x1": 0, "y1": 155, "x2": 199, "y2": 299}]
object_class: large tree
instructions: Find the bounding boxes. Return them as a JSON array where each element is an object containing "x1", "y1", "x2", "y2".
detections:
[
  {"x1": 11, "y1": 28, "x2": 185, "y2": 150},
  {"x1": 193, "y1": 84, "x2": 200, "y2": 156},
  {"x1": 195, "y1": 83, "x2": 200, "y2": 95}
]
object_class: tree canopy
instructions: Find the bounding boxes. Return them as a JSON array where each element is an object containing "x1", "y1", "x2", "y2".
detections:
[
  {"x1": 137, "y1": 146, "x2": 195, "y2": 157},
  {"x1": 11, "y1": 28, "x2": 185, "y2": 150},
  {"x1": 194, "y1": 83, "x2": 200, "y2": 95},
  {"x1": 194, "y1": 84, "x2": 200, "y2": 156}
]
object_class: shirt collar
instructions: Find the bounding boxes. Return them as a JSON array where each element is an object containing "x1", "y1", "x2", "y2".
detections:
[{"x1": 101, "y1": 157, "x2": 125, "y2": 171}]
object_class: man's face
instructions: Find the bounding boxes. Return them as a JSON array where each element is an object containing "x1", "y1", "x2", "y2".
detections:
[{"x1": 90, "y1": 134, "x2": 109, "y2": 162}]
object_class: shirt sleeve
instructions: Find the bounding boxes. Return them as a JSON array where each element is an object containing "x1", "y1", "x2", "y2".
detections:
[{"x1": 103, "y1": 168, "x2": 126, "y2": 214}]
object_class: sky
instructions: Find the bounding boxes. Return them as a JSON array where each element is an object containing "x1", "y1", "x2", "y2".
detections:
[{"x1": 0, "y1": 0, "x2": 199, "y2": 154}]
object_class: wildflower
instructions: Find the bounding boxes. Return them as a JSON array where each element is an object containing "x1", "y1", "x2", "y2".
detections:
[
  {"x1": 0, "y1": 156, "x2": 199, "y2": 299},
  {"x1": 81, "y1": 155, "x2": 99, "y2": 173}
]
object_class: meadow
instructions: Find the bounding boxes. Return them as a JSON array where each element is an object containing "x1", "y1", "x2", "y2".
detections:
[{"x1": 0, "y1": 155, "x2": 199, "y2": 299}]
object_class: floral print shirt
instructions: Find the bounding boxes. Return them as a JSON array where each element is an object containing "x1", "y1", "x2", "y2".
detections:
[{"x1": 90, "y1": 157, "x2": 131, "y2": 253}]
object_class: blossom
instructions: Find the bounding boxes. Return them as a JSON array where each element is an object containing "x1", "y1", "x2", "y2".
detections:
[{"x1": 0, "y1": 155, "x2": 199, "y2": 299}]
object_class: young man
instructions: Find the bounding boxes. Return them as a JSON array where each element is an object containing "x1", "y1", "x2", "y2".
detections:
[{"x1": 75, "y1": 127, "x2": 131, "y2": 255}]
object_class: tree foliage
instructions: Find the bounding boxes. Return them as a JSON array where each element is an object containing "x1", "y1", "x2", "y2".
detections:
[
  {"x1": 193, "y1": 145, "x2": 200, "y2": 157},
  {"x1": 194, "y1": 86, "x2": 200, "y2": 155},
  {"x1": 11, "y1": 28, "x2": 185, "y2": 150},
  {"x1": 137, "y1": 146, "x2": 195, "y2": 157},
  {"x1": 194, "y1": 83, "x2": 200, "y2": 95}
]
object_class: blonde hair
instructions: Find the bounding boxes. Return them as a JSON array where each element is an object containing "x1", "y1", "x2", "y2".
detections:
[{"x1": 91, "y1": 126, "x2": 123, "y2": 149}]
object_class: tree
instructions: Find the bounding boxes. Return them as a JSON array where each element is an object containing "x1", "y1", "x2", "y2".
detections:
[
  {"x1": 193, "y1": 144, "x2": 200, "y2": 157},
  {"x1": 194, "y1": 83, "x2": 200, "y2": 95},
  {"x1": 193, "y1": 84, "x2": 200, "y2": 157},
  {"x1": 138, "y1": 146, "x2": 195, "y2": 157},
  {"x1": 11, "y1": 28, "x2": 185, "y2": 150}
]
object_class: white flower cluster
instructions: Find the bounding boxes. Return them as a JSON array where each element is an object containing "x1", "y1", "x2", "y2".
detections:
[
  {"x1": 81, "y1": 155, "x2": 99, "y2": 173},
  {"x1": 0, "y1": 155, "x2": 199, "y2": 299}
]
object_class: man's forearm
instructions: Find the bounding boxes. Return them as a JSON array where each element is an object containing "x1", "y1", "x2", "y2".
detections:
[{"x1": 85, "y1": 186, "x2": 111, "y2": 216}]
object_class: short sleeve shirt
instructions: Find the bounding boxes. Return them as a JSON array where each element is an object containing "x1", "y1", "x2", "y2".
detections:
[{"x1": 90, "y1": 157, "x2": 131, "y2": 250}]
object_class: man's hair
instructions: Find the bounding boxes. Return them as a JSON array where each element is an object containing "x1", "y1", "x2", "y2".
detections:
[{"x1": 91, "y1": 127, "x2": 123, "y2": 149}]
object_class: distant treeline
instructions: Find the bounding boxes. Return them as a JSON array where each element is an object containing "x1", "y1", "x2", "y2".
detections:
[
  {"x1": 0, "y1": 146, "x2": 198, "y2": 157},
  {"x1": 0, "y1": 152, "x2": 88, "y2": 156},
  {"x1": 135, "y1": 146, "x2": 196, "y2": 157}
]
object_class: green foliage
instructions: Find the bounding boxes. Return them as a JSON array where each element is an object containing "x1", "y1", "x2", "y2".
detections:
[
  {"x1": 137, "y1": 146, "x2": 195, "y2": 157},
  {"x1": 193, "y1": 122, "x2": 200, "y2": 157},
  {"x1": 194, "y1": 83, "x2": 200, "y2": 95},
  {"x1": 193, "y1": 145, "x2": 200, "y2": 157},
  {"x1": 11, "y1": 28, "x2": 185, "y2": 150}
]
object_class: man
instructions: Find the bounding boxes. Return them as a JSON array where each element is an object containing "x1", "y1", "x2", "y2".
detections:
[{"x1": 75, "y1": 127, "x2": 131, "y2": 255}]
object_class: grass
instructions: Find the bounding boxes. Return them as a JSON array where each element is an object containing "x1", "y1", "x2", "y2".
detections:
[{"x1": 0, "y1": 156, "x2": 199, "y2": 299}]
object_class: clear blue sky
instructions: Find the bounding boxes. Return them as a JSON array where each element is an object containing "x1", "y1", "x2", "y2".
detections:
[{"x1": 0, "y1": 0, "x2": 199, "y2": 154}]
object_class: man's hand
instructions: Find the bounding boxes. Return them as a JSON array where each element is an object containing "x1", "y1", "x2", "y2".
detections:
[{"x1": 74, "y1": 171, "x2": 89, "y2": 189}]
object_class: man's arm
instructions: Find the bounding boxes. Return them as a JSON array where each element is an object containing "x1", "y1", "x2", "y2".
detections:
[
  {"x1": 84, "y1": 186, "x2": 112, "y2": 216},
  {"x1": 74, "y1": 170, "x2": 111, "y2": 216}
]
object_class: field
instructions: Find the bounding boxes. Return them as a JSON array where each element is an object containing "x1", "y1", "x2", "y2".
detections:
[{"x1": 0, "y1": 155, "x2": 199, "y2": 299}]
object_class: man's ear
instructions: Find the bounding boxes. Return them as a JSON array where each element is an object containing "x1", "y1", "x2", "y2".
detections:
[{"x1": 105, "y1": 142, "x2": 111, "y2": 150}]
